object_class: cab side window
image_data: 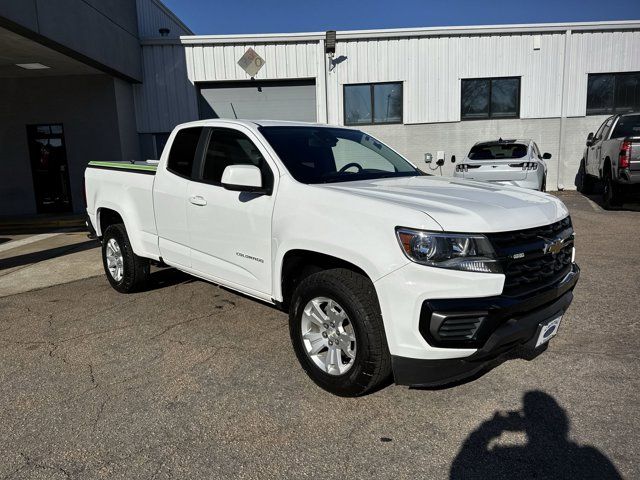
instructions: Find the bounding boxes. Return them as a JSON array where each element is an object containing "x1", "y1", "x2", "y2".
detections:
[
  {"x1": 200, "y1": 128, "x2": 274, "y2": 190},
  {"x1": 594, "y1": 117, "x2": 612, "y2": 141},
  {"x1": 600, "y1": 117, "x2": 614, "y2": 140},
  {"x1": 167, "y1": 127, "x2": 203, "y2": 178}
]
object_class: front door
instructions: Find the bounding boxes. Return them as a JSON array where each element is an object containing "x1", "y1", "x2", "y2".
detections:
[
  {"x1": 26, "y1": 124, "x2": 72, "y2": 213},
  {"x1": 186, "y1": 126, "x2": 276, "y2": 295}
]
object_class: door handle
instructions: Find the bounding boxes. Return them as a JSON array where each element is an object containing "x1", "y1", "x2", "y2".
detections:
[{"x1": 189, "y1": 195, "x2": 207, "y2": 206}]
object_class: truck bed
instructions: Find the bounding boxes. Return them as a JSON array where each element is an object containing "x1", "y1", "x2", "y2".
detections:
[{"x1": 85, "y1": 161, "x2": 160, "y2": 260}]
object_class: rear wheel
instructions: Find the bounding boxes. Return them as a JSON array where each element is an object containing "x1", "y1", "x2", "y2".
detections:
[
  {"x1": 602, "y1": 168, "x2": 623, "y2": 210},
  {"x1": 289, "y1": 268, "x2": 391, "y2": 396},
  {"x1": 102, "y1": 224, "x2": 150, "y2": 293},
  {"x1": 577, "y1": 159, "x2": 595, "y2": 194}
]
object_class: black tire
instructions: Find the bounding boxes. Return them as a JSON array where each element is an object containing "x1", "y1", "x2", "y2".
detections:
[
  {"x1": 289, "y1": 268, "x2": 392, "y2": 396},
  {"x1": 101, "y1": 223, "x2": 150, "y2": 293},
  {"x1": 602, "y1": 168, "x2": 623, "y2": 210},
  {"x1": 577, "y1": 159, "x2": 594, "y2": 194},
  {"x1": 540, "y1": 175, "x2": 547, "y2": 192}
]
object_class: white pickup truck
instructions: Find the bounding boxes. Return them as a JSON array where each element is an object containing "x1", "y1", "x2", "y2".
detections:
[{"x1": 85, "y1": 119, "x2": 579, "y2": 396}]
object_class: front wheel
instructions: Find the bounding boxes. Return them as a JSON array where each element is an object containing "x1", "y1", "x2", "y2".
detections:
[
  {"x1": 102, "y1": 224, "x2": 150, "y2": 293},
  {"x1": 289, "y1": 268, "x2": 391, "y2": 396}
]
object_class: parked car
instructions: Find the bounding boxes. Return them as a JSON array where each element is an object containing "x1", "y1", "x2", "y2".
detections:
[
  {"x1": 453, "y1": 139, "x2": 551, "y2": 191},
  {"x1": 577, "y1": 113, "x2": 640, "y2": 209},
  {"x1": 85, "y1": 120, "x2": 579, "y2": 396}
]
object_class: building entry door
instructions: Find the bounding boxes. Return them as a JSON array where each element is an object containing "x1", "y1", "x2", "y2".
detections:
[{"x1": 26, "y1": 124, "x2": 72, "y2": 213}]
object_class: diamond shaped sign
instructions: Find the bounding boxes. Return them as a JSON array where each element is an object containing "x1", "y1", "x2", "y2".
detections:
[{"x1": 237, "y1": 48, "x2": 265, "y2": 77}]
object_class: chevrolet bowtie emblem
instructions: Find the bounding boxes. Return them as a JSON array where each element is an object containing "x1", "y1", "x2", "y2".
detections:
[{"x1": 542, "y1": 237, "x2": 565, "y2": 255}]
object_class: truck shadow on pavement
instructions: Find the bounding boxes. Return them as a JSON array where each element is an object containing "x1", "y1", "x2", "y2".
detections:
[
  {"x1": 0, "y1": 239, "x2": 98, "y2": 270},
  {"x1": 449, "y1": 390, "x2": 621, "y2": 479},
  {"x1": 148, "y1": 268, "x2": 196, "y2": 290},
  {"x1": 583, "y1": 193, "x2": 640, "y2": 212},
  {"x1": 573, "y1": 172, "x2": 640, "y2": 212}
]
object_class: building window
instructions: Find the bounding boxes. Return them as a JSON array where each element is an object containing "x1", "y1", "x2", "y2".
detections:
[
  {"x1": 587, "y1": 72, "x2": 640, "y2": 115},
  {"x1": 344, "y1": 82, "x2": 403, "y2": 125},
  {"x1": 461, "y1": 77, "x2": 520, "y2": 120}
]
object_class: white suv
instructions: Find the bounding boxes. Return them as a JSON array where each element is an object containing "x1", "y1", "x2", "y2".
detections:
[{"x1": 454, "y1": 139, "x2": 550, "y2": 191}]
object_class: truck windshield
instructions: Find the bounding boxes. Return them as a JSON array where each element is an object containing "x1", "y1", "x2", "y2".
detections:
[
  {"x1": 468, "y1": 143, "x2": 528, "y2": 160},
  {"x1": 611, "y1": 115, "x2": 640, "y2": 138},
  {"x1": 259, "y1": 126, "x2": 421, "y2": 184}
]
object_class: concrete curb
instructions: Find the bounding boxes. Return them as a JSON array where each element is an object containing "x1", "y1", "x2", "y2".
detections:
[{"x1": 0, "y1": 215, "x2": 85, "y2": 233}]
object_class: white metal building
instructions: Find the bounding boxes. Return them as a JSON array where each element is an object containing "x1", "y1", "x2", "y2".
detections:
[{"x1": 134, "y1": 21, "x2": 640, "y2": 190}]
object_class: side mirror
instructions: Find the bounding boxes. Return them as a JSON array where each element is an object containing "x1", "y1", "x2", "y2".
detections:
[
  {"x1": 586, "y1": 132, "x2": 594, "y2": 147},
  {"x1": 221, "y1": 165, "x2": 264, "y2": 192},
  {"x1": 424, "y1": 153, "x2": 433, "y2": 164},
  {"x1": 542, "y1": 152, "x2": 552, "y2": 160},
  {"x1": 451, "y1": 155, "x2": 456, "y2": 164}
]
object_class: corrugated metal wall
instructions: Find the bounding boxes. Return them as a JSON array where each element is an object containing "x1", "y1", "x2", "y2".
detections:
[
  {"x1": 186, "y1": 42, "x2": 320, "y2": 81},
  {"x1": 134, "y1": 44, "x2": 198, "y2": 133},
  {"x1": 565, "y1": 29, "x2": 640, "y2": 116},
  {"x1": 326, "y1": 33, "x2": 567, "y2": 124},
  {"x1": 136, "y1": 0, "x2": 192, "y2": 38},
  {"x1": 133, "y1": 26, "x2": 640, "y2": 137},
  {"x1": 135, "y1": 40, "x2": 326, "y2": 132}
]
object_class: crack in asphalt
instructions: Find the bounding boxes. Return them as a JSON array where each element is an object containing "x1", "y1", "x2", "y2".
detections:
[
  {"x1": 93, "y1": 397, "x2": 109, "y2": 434},
  {"x1": 6, "y1": 453, "x2": 73, "y2": 480},
  {"x1": 89, "y1": 364, "x2": 96, "y2": 386},
  {"x1": 149, "y1": 312, "x2": 215, "y2": 340},
  {"x1": 190, "y1": 346, "x2": 230, "y2": 369},
  {"x1": 48, "y1": 341, "x2": 67, "y2": 364}
]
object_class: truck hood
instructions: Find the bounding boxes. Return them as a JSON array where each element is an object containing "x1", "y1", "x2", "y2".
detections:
[{"x1": 320, "y1": 175, "x2": 569, "y2": 233}]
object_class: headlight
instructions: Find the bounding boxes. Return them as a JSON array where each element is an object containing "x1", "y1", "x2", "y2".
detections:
[{"x1": 395, "y1": 228, "x2": 501, "y2": 273}]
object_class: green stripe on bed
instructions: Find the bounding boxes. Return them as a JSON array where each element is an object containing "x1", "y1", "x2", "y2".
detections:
[{"x1": 88, "y1": 161, "x2": 157, "y2": 172}]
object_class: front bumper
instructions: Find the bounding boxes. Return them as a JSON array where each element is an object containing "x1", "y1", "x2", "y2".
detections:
[{"x1": 390, "y1": 263, "x2": 579, "y2": 386}]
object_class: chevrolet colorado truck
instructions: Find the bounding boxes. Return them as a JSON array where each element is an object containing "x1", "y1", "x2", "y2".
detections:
[
  {"x1": 577, "y1": 112, "x2": 640, "y2": 208},
  {"x1": 85, "y1": 120, "x2": 579, "y2": 396}
]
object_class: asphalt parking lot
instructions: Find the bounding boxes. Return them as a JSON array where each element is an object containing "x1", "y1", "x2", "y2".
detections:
[{"x1": 0, "y1": 192, "x2": 638, "y2": 479}]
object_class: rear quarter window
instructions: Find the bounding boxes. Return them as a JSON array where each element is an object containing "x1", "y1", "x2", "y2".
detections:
[{"x1": 167, "y1": 127, "x2": 203, "y2": 178}]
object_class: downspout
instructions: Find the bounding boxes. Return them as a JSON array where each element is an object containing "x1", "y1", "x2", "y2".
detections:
[
  {"x1": 556, "y1": 29, "x2": 572, "y2": 190},
  {"x1": 323, "y1": 39, "x2": 330, "y2": 124}
]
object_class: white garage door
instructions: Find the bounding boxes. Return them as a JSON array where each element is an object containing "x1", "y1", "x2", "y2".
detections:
[{"x1": 198, "y1": 80, "x2": 317, "y2": 122}]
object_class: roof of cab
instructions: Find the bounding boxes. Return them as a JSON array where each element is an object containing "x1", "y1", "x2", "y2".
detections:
[{"x1": 174, "y1": 118, "x2": 346, "y2": 129}]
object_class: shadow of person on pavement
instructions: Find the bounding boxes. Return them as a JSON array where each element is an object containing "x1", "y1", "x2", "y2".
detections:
[{"x1": 450, "y1": 390, "x2": 621, "y2": 480}]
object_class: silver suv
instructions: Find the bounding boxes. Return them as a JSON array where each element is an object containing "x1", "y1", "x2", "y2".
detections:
[{"x1": 454, "y1": 139, "x2": 551, "y2": 191}]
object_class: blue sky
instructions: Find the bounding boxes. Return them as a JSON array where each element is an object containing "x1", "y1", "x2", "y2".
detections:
[{"x1": 163, "y1": 0, "x2": 640, "y2": 35}]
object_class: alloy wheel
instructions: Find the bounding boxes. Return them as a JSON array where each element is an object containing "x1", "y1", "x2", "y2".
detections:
[
  {"x1": 105, "y1": 238, "x2": 124, "y2": 282},
  {"x1": 300, "y1": 297, "x2": 357, "y2": 375}
]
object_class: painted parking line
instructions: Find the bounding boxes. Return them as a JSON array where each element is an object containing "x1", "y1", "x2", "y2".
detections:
[
  {"x1": 0, "y1": 233, "x2": 64, "y2": 254},
  {"x1": 585, "y1": 196, "x2": 604, "y2": 213}
]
